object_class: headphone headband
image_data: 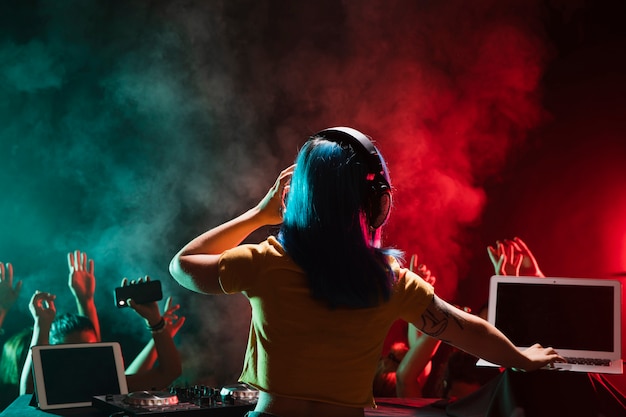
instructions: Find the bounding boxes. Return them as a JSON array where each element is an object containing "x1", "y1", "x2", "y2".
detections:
[
  {"x1": 314, "y1": 127, "x2": 386, "y2": 181},
  {"x1": 312, "y1": 126, "x2": 392, "y2": 229}
]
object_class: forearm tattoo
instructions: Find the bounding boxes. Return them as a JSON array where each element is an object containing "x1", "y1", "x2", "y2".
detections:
[{"x1": 419, "y1": 296, "x2": 464, "y2": 341}]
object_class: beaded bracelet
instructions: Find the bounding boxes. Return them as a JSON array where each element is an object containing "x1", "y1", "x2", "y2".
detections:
[{"x1": 148, "y1": 317, "x2": 166, "y2": 334}]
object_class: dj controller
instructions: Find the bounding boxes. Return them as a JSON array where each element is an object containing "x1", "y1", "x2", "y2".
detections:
[{"x1": 92, "y1": 384, "x2": 257, "y2": 416}]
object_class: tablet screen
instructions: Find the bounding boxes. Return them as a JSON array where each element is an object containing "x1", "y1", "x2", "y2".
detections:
[{"x1": 31, "y1": 342, "x2": 128, "y2": 410}]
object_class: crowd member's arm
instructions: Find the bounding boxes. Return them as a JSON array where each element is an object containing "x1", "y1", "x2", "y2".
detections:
[
  {"x1": 125, "y1": 296, "x2": 185, "y2": 374},
  {"x1": 417, "y1": 295, "x2": 563, "y2": 371},
  {"x1": 395, "y1": 324, "x2": 441, "y2": 397},
  {"x1": 67, "y1": 250, "x2": 101, "y2": 341},
  {"x1": 170, "y1": 166, "x2": 294, "y2": 294},
  {"x1": 19, "y1": 291, "x2": 56, "y2": 394},
  {"x1": 122, "y1": 277, "x2": 182, "y2": 391},
  {"x1": 0, "y1": 262, "x2": 22, "y2": 331},
  {"x1": 395, "y1": 256, "x2": 441, "y2": 397}
]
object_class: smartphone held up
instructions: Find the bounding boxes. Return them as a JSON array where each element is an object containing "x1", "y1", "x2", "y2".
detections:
[{"x1": 114, "y1": 279, "x2": 163, "y2": 308}]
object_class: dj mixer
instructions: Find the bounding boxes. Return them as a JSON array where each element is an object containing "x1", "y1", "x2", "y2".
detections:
[{"x1": 92, "y1": 384, "x2": 257, "y2": 416}]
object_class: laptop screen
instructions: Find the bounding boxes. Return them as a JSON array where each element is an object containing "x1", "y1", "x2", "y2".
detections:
[
  {"x1": 493, "y1": 281, "x2": 614, "y2": 352},
  {"x1": 32, "y1": 342, "x2": 128, "y2": 410},
  {"x1": 479, "y1": 276, "x2": 623, "y2": 374}
]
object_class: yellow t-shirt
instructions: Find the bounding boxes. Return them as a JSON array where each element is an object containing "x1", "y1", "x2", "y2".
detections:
[{"x1": 218, "y1": 236, "x2": 434, "y2": 408}]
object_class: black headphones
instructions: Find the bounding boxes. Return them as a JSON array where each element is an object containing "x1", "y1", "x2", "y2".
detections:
[{"x1": 312, "y1": 127, "x2": 392, "y2": 229}]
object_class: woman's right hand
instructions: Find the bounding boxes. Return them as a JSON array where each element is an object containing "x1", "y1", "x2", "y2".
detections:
[
  {"x1": 517, "y1": 343, "x2": 565, "y2": 371},
  {"x1": 256, "y1": 165, "x2": 295, "y2": 225}
]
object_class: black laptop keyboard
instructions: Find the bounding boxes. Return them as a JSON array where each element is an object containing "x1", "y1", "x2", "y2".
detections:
[{"x1": 564, "y1": 357, "x2": 611, "y2": 366}]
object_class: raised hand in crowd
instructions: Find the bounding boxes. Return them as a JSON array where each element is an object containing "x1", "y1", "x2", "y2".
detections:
[
  {"x1": 27, "y1": 291, "x2": 57, "y2": 345},
  {"x1": 164, "y1": 298, "x2": 186, "y2": 334},
  {"x1": 125, "y1": 295, "x2": 186, "y2": 375},
  {"x1": 121, "y1": 276, "x2": 182, "y2": 391},
  {"x1": 0, "y1": 263, "x2": 22, "y2": 331},
  {"x1": 67, "y1": 250, "x2": 101, "y2": 341},
  {"x1": 410, "y1": 254, "x2": 437, "y2": 287},
  {"x1": 487, "y1": 237, "x2": 545, "y2": 277},
  {"x1": 20, "y1": 290, "x2": 57, "y2": 394}
]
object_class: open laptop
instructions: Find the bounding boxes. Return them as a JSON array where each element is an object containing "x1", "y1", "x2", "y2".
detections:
[
  {"x1": 476, "y1": 275, "x2": 623, "y2": 374},
  {"x1": 31, "y1": 342, "x2": 128, "y2": 410}
]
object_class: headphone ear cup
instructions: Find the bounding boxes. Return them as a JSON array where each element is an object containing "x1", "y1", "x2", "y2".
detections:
[{"x1": 368, "y1": 188, "x2": 392, "y2": 229}]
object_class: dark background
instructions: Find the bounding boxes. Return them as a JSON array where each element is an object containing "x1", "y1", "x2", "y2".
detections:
[{"x1": 1, "y1": 0, "x2": 625, "y2": 394}]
